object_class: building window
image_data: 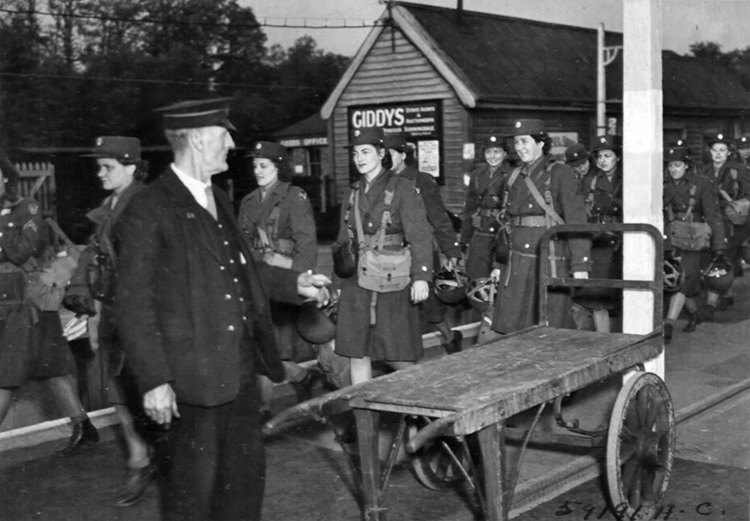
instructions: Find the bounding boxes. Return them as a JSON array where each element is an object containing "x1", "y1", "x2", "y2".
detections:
[{"x1": 308, "y1": 147, "x2": 322, "y2": 178}]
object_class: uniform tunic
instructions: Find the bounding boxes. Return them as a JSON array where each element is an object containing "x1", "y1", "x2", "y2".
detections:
[
  {"x1": 491, "y1": 156, "x2": 591, "y2": 334},
  {"x1": 238, "y1": 180, "x2": 316, "y2": 360},
  {"x1": 0, "y1": 194, "x2": 71, "y2": 387},
  {"x1": 460, "y1": 163, "x2": 510, "y2": 279},
  {"x1": 400, "y1": 165, "x2": 461, "y2": 322},
  {"x1": 664, "y1": 174, "x2": 726, "y2": 296},
  {"x1": 335, "y1": 169, "x2": 433, "y2": 362},
  {"x1": 578, "y1": 165, "x2": 624, "y2": 310},
  {"x1": 65, "y1": 181, "x2": 146, "y2": 403}
]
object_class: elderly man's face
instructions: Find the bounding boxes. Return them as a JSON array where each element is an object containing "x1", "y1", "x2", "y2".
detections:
[{"x1": 197, "y1": 126, "x2": 235, "y2": 177}]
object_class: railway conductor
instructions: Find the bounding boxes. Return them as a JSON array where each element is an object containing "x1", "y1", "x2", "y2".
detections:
[{"x1": 113, "y1": 98, "x2": 330, "y2": 521}]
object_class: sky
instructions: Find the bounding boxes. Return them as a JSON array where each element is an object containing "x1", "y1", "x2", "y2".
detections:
[{"x1": 241, "y1": 0, "x2": 750, "y2": 57}]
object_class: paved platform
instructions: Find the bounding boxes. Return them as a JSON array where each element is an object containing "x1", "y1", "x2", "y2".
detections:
[{"x1": 1, "y1": 268, "x2": 748, "y2": 520}]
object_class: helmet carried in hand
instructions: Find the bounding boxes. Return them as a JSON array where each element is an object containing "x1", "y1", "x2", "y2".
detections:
[
  {"x1": 434, "y1": 267, "x2": 469, "y2": 304},
  {"x1": 663, "y1": 257, "x2": 684, "y2": 294},
  {"x1": 702, "y1": 256, "x2": 734, "y2": 293}
]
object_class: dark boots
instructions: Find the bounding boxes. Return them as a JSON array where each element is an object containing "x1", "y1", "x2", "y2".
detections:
[
  {"x1": 683, "y1": 311, "x2": 703, "y2": 333},
  {"x1": 57, "y1": 417, "x2": 99, "y2": 456},
  {"x1": 664, "y1": 323, "x2": 673, "y2": 344},
  {"x1": 443, "y1": 331, "x2": 464, "y2": 355}
]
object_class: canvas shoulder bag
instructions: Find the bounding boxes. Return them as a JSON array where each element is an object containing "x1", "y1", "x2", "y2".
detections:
[{"x1": 667, "y1": 186, "x2": 712, "y2": 251}]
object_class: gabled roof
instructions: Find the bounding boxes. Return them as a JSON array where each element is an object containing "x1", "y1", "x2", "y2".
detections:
[
  {"x1": 274, "y1": 113, "x2": 326, "y2": 139},
  {"x1": 322, "y1": 2, "x2": 750, "y2": 117}
]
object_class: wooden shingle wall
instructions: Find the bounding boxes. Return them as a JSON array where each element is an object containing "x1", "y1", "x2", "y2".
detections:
[{"x1": 331, "y1": 26, "x2": 469, "y2": 212}]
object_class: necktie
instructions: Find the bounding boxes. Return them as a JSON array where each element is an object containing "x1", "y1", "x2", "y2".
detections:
[{"x1": 205, "y1": 185, "x2": 218, "y2": 220}]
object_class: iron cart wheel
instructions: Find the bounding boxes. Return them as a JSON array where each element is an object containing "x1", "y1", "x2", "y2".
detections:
[
  {"x1": 408, "y1": 418, "x2": 472, "y2": 491},
  {"x1": 606, "y1": 372, "x2": 675, "y2": 520}
]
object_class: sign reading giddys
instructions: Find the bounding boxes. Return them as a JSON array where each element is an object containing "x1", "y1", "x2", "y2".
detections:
[{"x1": 348, "y1": 101, "x2": 441, "y2": 138}]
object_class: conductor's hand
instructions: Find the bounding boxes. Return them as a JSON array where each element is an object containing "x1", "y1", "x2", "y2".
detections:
[
  {"x1": 411, "y1": 280, "x2": 429, "y2": 304},
  {"x1": 143, "y1": 383, "x2": 180, "y2": 426},
  {"x1": 297, "y1": 271, "x2": 332, "y2": 307}
]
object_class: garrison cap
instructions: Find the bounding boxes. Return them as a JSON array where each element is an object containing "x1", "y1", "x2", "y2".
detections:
[
  {"x1": 736, "y1": 134, "x2": 750, "y2": 149},
  {"x1": 345, "y1": 127, "x2": 384, "y2": 148},
  {"x1": 483, "y1": 131, "x2": 507, "y2": 150},
  {"x1": 705, "y1": 131, "x2": 732, "y2": 147},
  {"x1": 248, "y1": 141, "x2": 287, "y2": 162},
  {"x1": 664, "y1": 147, "x2": 691, "y2": 163},
  {"x1": 506, "y1": 119, "x2": 546, "y2": 137},
  {"x1": 591, "y1": 134, "x2": 622, "y2": 153},
  {"x1": 383, "y1": 132, "x2": 409, "y2": 152},
  {"x1": 83, "y1": 136, "x2": 141, "y2": 161},
  {"x1": 155, "y1": 97, "x2": 236, "y2": 131},
  {"x1": 564, "y1": 143, "x2": 590, "y2": 167}
]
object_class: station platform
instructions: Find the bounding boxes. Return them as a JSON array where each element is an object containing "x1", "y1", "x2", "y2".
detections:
[{"x1": 0, "y1": 263, "x2": 748, "y2": 521}]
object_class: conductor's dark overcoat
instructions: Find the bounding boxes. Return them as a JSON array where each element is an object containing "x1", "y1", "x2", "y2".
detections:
[{"x1": 114, "y1": 168, "x2": 300, "y2": 408}]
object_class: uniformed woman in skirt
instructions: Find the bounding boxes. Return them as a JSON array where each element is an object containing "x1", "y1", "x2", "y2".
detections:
[
  {"x1": 662, "y1": 146, "x2": 726, "y2": 343},
  {"x1": 238, "y1": 141, "x2": 318, "y2": 420},
  {"x1": 333, "y1": 127, "x2": 433, "y2": 384},
  {"x1": 489, "y1": 119, "x2": 591, "y2": 334}
]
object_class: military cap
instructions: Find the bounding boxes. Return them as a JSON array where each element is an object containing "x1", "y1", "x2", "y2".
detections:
[
  {"x1": 248, "y1": 141, "x2": 287, "y2": 162},
  {"x1": 591, "y1": 134, "x2": 622, "y2": 153},
  {"x1": 506, "y1": 119, "x2": 546, "y2": 137},
  {"x1": 664, "y1": 147, "x2": 691, "y2": 163},
  {"x1": 345, "y1": 127, "x2": 384, "y2": 148},
  {"x1": 564, "y1": 143, "x2": 590, "y2": 167},
  {"x1": 483, "y1": 131, "x2": 507, "y2": 150},
  {"x1": 736, "y1": 134, "x2": 750, "y2": 149},
  {"x1": 83, "y1": 136, "x2": 141, "y2": 161},
  {"x1": 155, "y1": 97, "x2": 236, "y2": 131},
  {"x1": 383, "y1": 132, "x2": 409, "y2": 152},
  {"x1": 705, "y1": 131, "x2": 732, "y2": 147}
]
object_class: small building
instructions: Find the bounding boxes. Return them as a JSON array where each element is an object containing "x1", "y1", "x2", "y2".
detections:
[{"x1": 321, "y1": 1, "x2": 750, "y2": 212}]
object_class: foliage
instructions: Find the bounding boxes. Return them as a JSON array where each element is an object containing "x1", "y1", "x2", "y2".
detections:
[
  {"x1": 0, "y1": 0, "x2": 349, "y2": 149},
  {"x1": 689, "y1": 41, "x2": 750, "y2": 92}
]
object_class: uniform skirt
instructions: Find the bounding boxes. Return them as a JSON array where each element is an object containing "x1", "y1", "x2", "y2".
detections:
[
  {"x1": 335, "y1": 276, "x2": 423, "y2": 362},
  {"x1": 0, "y1": 305, "x2": 73, "y2": 388},
  {"x1": 491, "y1": 227, "x2": 576, "y2": 334},
  {"x1": 679, "y1": 250, "x2": 711, "y2": 297}
]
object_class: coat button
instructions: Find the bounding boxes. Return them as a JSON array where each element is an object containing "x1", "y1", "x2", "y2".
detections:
[
  {"x1": 228, "y1": 325, "x2": 235, "y2": 331},
  {"x1": 223, "y1": 241, "x2": 229, "y2": 246},
  {"x1": 528, "y1": 204, "x2": 533, "y2": 208},
  {"x1": 524, "y1": 243, "x2": 530, "y2": 249},
  {"x1": 233, "y1": 278, "x2": 239, "y2": 283},
  {"x1": 225, "y1": 294, "x2": 232, "y2": 300},
  {"x1": 220, "y1": 266, "x2": 226, "y2": 271}
]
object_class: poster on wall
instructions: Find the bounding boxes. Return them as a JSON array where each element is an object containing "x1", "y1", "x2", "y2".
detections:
[
  {"x1": 347, "y1": 100, "x2": 444, "y2": 183},
  {"x1": 548, "y1": 132, "x2": 579, "y2": 162},
  {"x1": 418, "y1": 140, "x2": 440, "y2": 178}
]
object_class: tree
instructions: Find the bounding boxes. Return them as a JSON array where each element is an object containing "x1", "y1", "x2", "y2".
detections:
[{"x1": 689, "y1": 40, "x2": 750, "y2": 92}]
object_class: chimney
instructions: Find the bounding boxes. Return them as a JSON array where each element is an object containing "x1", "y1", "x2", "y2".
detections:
[{"x1": 456, "y1": 0, "x2": 463, "y2": 24}]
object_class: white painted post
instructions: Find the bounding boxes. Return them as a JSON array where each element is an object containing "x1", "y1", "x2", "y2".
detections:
[{"x1": 623, "y1": 0, "x2": 664, "y2": 378}]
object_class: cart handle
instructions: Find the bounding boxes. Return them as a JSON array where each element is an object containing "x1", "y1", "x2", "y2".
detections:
[
  {"x1": 538, "y1": 223, "x2": 664, "y2": 329},
  {"x1": 406, "y1": 416, "x2": 457, "y2": 454}
]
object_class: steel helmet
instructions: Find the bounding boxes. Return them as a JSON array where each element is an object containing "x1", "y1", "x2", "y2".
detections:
[
  {"x1": 434, "y1": 267, "x2": 469, "y2": 304},
  {"x1": 465, "y1": 277, "x2": 497, "y2": 313},
  {"x1": 702, "y1": 256, "x2": 734, "y2": 293},
  {"x1": 663, "y1": 258, "x2": 684, "y2": 293},
  {"x1": 297, "y1": 300, "x2": 337, "y2": 345}
]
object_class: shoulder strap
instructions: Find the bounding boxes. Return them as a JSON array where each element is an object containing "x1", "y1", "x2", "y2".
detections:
[
  {"x1": 523, "y1": 175, "x2": 564, "y2": 226},
  {"x1": 684, "y1": 185, "x2": 697, "y2": 222},
  {"x1": 343, "y1": 188, "x2": 356, "y2": 240}
]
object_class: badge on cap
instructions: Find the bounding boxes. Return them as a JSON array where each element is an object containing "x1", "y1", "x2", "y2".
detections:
[
  {"x1": 515, "y1": 121, "x2": 522, "y2": 128},
  {"x1": 600, "y1": 137, "x2": 607, "y2": 144},
  {"x1": 717, "y1": 133, "x2": 724, "y2": 140},
  {"x1": 96, "y1": 137, "x2": 103, "y2": 146},
  {"x1": 29, "y1": 203, "x2": 38, "y2": 215},
  {"x1": 256, "y1": 143, "x2": 262, "y2": 150},
  {"x1": 489, "y1": 136, "x2": 497, "y2": 143},
  {"x1": 354, "y1": 130, "x2": 361, "y2": 137}
]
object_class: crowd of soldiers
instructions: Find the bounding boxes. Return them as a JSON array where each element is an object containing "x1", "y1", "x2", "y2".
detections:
[{"x1": 0, "y1": 108, "x2": 748, "y2": 521}]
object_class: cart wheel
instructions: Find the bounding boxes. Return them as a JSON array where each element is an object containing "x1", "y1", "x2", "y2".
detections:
[
  {"x1": 606, "y1": 372, "x2": 675, "y2": 520},
  {"x1": 408, "y1": 419, "x2": 472, "y2": 491}
]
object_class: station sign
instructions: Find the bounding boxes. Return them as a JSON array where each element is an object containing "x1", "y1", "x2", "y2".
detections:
[
  {"x1": 347, "y1": 100, "x2": 444, "y2": 182},
  {"x1": 278, "y1": 136, "x2": 328, "y2": 148}
]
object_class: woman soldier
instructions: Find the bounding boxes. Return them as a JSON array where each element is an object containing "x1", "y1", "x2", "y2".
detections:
[
  {"x1": 579, "y1": 135, "x2": 624, "y2": 332},
  {"x1": 698, "y1": 132, "x2": 750, "y2": 318},
  {"x1": 662, "y1": 146, "x2": 726, "y2": 343},
  {"x1": 460, "y1": 131, "x2": 512, "y2": 280},
  {"x1": 333, "y1": 127, "x2": 433, "y2": 385},
  {"x1": 238, "y1": 141, "x2": 318, "y2": 420},
  {"x1": 0, "y1": 150, "x2": 99, "y2": 455},
  {"x1": 489, "y1": 119, "x2": 591, "y2": 334},
  {"x1": 63, "y1": 136, "x2": 153, "y2": 506}
]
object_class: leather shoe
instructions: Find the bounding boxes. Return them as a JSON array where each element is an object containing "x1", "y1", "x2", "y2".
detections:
[
  {"x1": 443, "y1": 331, "x2": 464, "y2": 355},
  {"x1": 114, "y1": 464, "x2": 154, "y2": 508},
  {"x1": 291, "y1": 367, "x2": 320, "y2": 403},
  {"x1": 664, "y1": 323, "x2": 673, "y2": 344},
  {"x1": 57, "y1": 418, "x2": 99, "y2": 456},
  {"x1": 683, "y1": 311, "x2": 702, "y2": 333}
]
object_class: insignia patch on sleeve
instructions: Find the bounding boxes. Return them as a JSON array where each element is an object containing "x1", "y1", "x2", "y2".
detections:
[
  {"x1": 23, "y1": 221, "x2": 38, "y2": 233},
  {"x1": 413, "y1": 185, "x2": 421, "y2": 195},
  {"x1": 29, "y1": 203, "x2": 39, "y2": 215},
  {"x1": 299, "y1": 191, "x2": 307, "y2": 201}
]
